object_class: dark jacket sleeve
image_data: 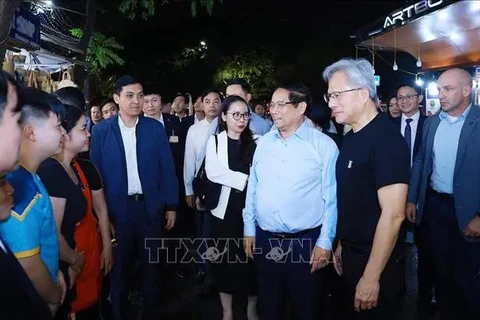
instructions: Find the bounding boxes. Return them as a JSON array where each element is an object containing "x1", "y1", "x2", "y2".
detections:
[
  {"x1": 408, "y1": 117, "x2": 430, "y2": 204},
  {"x1": 155, "y1": 122, "x2": 179, "y2": 211},
  {"x1": 89, "y1": 123, "x2": 103, "y2": 179}
]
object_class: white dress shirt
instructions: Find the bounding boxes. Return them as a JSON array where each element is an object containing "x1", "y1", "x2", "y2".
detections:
[
  {"x1": 401, "y1": 110, "x2": 420, "y2": 164},
  {"x1": 118, "y1": 115, "x2": 143, "y2": 195},
  {"x1": 183, "y1": 117, "x2": 218, "y2": 196}
]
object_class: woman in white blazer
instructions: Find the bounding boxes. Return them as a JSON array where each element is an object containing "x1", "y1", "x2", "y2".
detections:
[{"x1": 205, "y1": 95, "x2": 258, "y2": 320}]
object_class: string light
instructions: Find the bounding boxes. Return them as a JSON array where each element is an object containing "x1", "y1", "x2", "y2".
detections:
[
  {"x1": 393, "y1": 28, "x2": 398, "y2": 71},
  {"x1": 416, "y1": 47, "x2": 422, "y2": 67}
]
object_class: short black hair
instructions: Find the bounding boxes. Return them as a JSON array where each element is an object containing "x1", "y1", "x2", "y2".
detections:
[
  {"x1": 173, "y1": 92, "x2": 189, "y2": 104},
  {"x1": 62, "y1": 104, "x2": 84, "y2": 133},
  {"x1": 99, "y1": 97, "x2": 117, "y2": 109},
  {"x1": 226, "y1": 78, "x2": 251, "y2": 94},
  {"x1": 114, "y1": 75, "x2": 142, "y2": 95},
  {"x1": 305, "y1": 103, "x2": 332, "y2": 131},
  {"x1": 201, "y1": 89, "x2": 223, "y2": 103},
  {"x1": 275, "y1": 82, "x2": 312, "y2": 113},
  {"x1": 0, "y1": 70, "x2": 24, "y2": 119},
  {"x1": 143, "y1": 84, "x2": 161, "y2": 97},
  {"x1": 53, "y1": 87, "x2": 86, "y2": 111},
  {"x1": 21, "y1": 87, "x2": 65, "y2": 125},
  {"x1": 396, "y1": 83, "x2": 418, "y2": 95}
]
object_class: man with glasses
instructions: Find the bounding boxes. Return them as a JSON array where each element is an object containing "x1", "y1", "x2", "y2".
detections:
[
  {"x1": 392, "y1": 84, "x2": 433, "y2": 318},
  {"x1": 323, "y1": 58, "x2": 410, "y2": 319},
  {"x1": 393, "y1": 85, "x2": 427, "y2": 166},
  {"x1": 243, "y1": 83, "x2": 338, "y2": 319}
]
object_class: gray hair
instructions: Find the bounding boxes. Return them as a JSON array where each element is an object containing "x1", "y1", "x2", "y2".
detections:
[{"x1": 322, "y1": 58, "x2": 377, "y2": 101}]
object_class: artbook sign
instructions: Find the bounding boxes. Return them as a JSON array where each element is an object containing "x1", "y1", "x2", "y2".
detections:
[{"x1": 383, "y1": 0, "x2": 447, "y2": 29}]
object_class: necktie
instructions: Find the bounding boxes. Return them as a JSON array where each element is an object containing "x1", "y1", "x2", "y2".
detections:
[{"x1": 405, "y1": 118, "x2": 413, "y2": 155}]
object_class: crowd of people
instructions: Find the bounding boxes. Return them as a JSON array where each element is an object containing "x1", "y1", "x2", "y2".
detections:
[{"x1": 0, "y1": 57, "x2": 479, "y2": 320}]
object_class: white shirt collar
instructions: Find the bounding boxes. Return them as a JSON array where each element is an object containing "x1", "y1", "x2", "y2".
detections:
[
  {"x1": 145, "y1": 113, "x2": 163, "y2": 123},
  {"x1": 118, "y1": 114, "x2": 139, "y2": 129},
  {"x1": 401, "y1": 110, "x2": 420, "y2": 123}
]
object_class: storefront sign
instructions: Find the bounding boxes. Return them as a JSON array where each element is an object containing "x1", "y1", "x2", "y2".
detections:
[
  {"x1": 9, "y1": 6, "x2": 40, "y2": 49},
  {"x1": 383, "y1": 0, "x2": 444, "y2": 29}
]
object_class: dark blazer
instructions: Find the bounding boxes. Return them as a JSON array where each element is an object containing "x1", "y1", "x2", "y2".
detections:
[
  {"x1": 90, "y1": 114, "x2": 178, "y2": 223},
  {"x1": 408, "y1": 105, "x2": 480, "y2": 241},
  {"x1": 179, "y1": 114, "x2": 195, "y2": 130},
  {"x1": 162, "y1": 113, "x2": 185, "y2": 190},
  {"x1": 392, "y1": 112, "x2": 427, "y2": 160}
]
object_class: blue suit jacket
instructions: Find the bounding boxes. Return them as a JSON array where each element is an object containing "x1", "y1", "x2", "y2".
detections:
[
  {"x1": 408, "y1": 106, "x2": 480, "y2": 241},
  {"x1": 392, "y1": 112, "x2": 427, "y2": 160},
  {"x1": 90, "y1": 114, "x2": 178, "y2": 223}
]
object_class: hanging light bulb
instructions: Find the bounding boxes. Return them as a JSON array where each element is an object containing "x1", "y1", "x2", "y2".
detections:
[
  {"x1": 392, "y1": 28, "x2": 398, "y2": 71},
  {"x1": 416, "y1": 46, "x2": 422, "y2": 68}
]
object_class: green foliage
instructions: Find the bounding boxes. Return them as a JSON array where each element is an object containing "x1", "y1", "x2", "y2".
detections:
[
  {"x1": 119, "y1": 0, "x2": 222, "y2": 19},
  {"x1": 214, "y1": 50, "x2": 275, "y2": 99},
  {"x1": 97, "y1": 75, "x2": 117, "y2": 97},
  {"x1": 171, "y1": 45, "x2": 208, "y2": 71},
  {"x1": 70, "y1": 28, "x2": 125, "y2": 74}
]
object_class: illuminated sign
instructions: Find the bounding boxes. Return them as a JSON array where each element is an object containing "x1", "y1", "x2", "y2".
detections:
[
  {"x1": 374, "y1": 75, "x2": 380, "y2": 86},
  {"x1": 383, "y1": 0, "x2": 444, "y2": 29}
]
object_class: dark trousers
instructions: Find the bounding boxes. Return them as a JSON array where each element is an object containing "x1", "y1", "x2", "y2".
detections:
[
  {"x1": 414, "y1": 223, "x2": 436, "y2": 308},
  {"x1": 110, "y1": 198, "x2": 163, "y2": 320},
  {"x1": 194, "y1": 209, "x2": 212, "y2": 280},
  {"x1": 423, "y1": 190, "x2": 480, "y2": 320},
  {"x1": 255, "y1": 226, "x2": 325, "y2": 320},
  {"x1": 341, "y1": 242, "x2": 405, "y2": 320},
  {"x1": 74, "y1": 303, "x2": 101, "y2": 320}
]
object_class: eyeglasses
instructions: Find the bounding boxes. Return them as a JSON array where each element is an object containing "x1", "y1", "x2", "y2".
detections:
[
  {"x1": 268, "y1": 101, "x2": 296, "y2": 110},
  {"x1": 227, "y1": 112, "x2": 250, "y2": 121},
  {"x1": 396, "y1": 94, "x2": 418, "y2": 101},
  {"x1": 324, "y1": 88, "x2": 362, "y2": 103}
]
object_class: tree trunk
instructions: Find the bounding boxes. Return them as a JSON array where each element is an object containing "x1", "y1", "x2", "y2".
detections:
[
  {"x1": 74, "y1": 0, "x2": 97, "y2": 103},
  {"x1": 0, "y1": 1, "x2": 20, "y2": 61}
]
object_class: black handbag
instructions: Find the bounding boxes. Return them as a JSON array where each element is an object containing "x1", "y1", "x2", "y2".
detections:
[{"x1": 192, "y1": 135, "x2": 221, "y2": 210}]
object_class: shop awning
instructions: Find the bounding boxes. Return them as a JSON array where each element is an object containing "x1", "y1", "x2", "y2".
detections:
[{"x1": 354, "y1": 0, "x2": 480, "y2": 71}]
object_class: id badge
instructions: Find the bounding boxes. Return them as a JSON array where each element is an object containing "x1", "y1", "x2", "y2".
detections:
[{"x1": 169, "y1": 135, "x2": 179, "y2": 143}]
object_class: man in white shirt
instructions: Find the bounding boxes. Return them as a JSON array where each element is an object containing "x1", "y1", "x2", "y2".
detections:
[
  {"x1": 183, "y1": 89, "x2": 222, "y2": 291},
  {"x1": 91, "y1": 76, "x2": 178, "y2": 320}
]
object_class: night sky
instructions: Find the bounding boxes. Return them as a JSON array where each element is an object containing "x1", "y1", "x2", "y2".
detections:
[{"x1": 89, "y1": 0, "x2": 419, "y2": 101}]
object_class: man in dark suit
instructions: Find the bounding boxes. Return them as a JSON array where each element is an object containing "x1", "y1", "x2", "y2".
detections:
[
  {"x1": 143, "y1": 89, "x2": 193, "y2": 277},
  {"x1": 407, "y1": 68, "x2": 480, "y2": 319},
  {"x1": 393, "y1": 84, "x2": 433, "y2": 318},
  {"x1": 90, "y1": 76, "x2": 178, "y2": 320},
  {"x1": 392, "y1": 85, "x2": 427, "y2": 165}
]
